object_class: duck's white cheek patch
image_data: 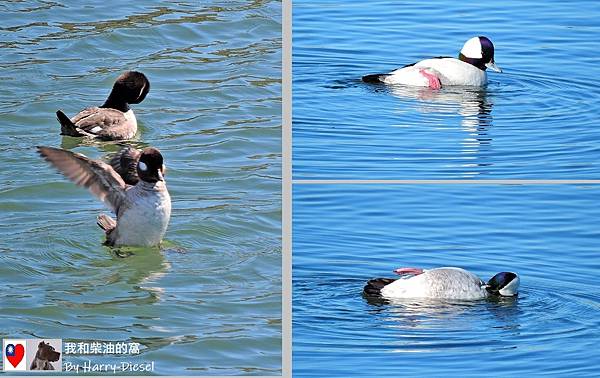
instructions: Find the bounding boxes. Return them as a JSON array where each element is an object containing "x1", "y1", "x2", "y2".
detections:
[
  {"x1": 138, "y1": 161, "x2": 148, "y2": 171},
  {"x1": 460, "y1": 37, "x2": 483, "y2": 59}
]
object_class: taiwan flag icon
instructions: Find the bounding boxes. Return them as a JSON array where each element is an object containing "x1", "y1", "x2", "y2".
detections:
[{"x1": 3, "y1": 339, "x2": 27, "y2": 371}]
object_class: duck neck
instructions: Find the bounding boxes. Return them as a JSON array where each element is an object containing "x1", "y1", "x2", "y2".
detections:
[
  {"x1": 137, "y1": 179, "x2": 166, "y2": 192},
  {"x1": 101, "y1": 90, "x2": 130, "y2": 112},
  {"x1": 458, "y1": 53, "x2": 487, "y2": 71}
]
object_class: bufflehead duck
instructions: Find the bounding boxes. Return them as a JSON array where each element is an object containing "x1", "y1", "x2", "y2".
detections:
[
  {"x1": 56, "y1": 71, "x2": 150, "y2": 140},
  {"x1": 38, "y1": 146, "x2": 170, "y2": 247},
  {"x1": 364, "y1": 267, "x2": 519, "y2": 300},
  {"x1": 362, "y1": 36, "x2": 501, "y2": 88},
  {"x1": 108, "y1": 146, "x2": 148, "y2": 186}
]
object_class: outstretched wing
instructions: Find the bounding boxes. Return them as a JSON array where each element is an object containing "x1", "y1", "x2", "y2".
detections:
[{"x1": 38, "y1": 146, "x2": 128, "y2": 213}]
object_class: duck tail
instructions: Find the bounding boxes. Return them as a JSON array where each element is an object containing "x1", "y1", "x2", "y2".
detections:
[
  {"x1": 363, "y1": 278, "x2": 396, "y2": 297},
  {"x1": 361, "y1": 73, "x2": 390, "y2": 84},
  {"x1": 56, "y1": 110, "x2": 82, "y2": 136},
  {"x1": 97, "y1": 213, "x2": 117, "y2": 233}
]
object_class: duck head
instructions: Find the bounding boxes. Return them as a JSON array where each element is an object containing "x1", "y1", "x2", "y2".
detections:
[
  {"x1": 485, "y1": 272, "x2": 519, "y2": 296},
  {"x1": 459, "y1": 36, "x2": 502, "y2": 72},
  {"x1": 114, "y1": 71, "x2": 150, "y2": 104},
  {"x1": 102, "y1": 71, "x2": 150, "y2": 111},
  {"x1": 137, "y1": 147, "x2": 165, "y2": 183}
]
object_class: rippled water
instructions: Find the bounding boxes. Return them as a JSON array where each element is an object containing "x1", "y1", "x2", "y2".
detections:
[
  {"x1": 293, "y1": 0, "x2": 600, "y2": 179},
  {"x1": 293, "y1": 185, "x2": 600, "y2": 377},
  {"x1": 0, "y1": 1, "x2": 281, "y2": 375}
]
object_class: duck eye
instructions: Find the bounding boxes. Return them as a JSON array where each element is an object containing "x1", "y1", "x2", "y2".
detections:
[{"x1": 138, "y1": 161, "x2": 148, "y2": 171}]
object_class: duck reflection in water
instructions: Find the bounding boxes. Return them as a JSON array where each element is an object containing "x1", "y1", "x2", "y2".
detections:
[
  {"x1": 364, "y1": 292, "x2": 520, "y2": 336},
  {"x1": 369, "y1": 83, "x2": 495, "y2": 177}
]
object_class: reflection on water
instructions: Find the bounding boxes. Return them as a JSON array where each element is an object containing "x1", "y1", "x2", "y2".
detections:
[
  {"x1": 59, "y1": 134, "x2": 150, "y2": 152},
  {"x1": 365, "y1": 297, "x2": 521, "y2": 353},
  {"x1": 386, "y1": 84, "x2": 495, "y2": 176},
  {"x1": 365, "y1": 294, "x2": 518, "y2": 325},
  {"x1": 110, "y1": 246, "x2": 170, "y2": 293}
]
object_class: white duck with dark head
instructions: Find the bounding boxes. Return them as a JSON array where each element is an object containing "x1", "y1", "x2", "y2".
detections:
[
  {"x1": 364, "y1": 267, "x2": 519, "y2": 300},
  {"x1": 362, "y1": 36, "x2": 502, "y2": 88}
]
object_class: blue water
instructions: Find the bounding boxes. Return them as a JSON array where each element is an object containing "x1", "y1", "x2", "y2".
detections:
[
  {"x1": 0, "y1": 1, "x2": 281, "y2": 375},
  {"x1": 293, "y1": 184, "x2": 600, "y2": 376},
  {"x1": 293, "y1": 0, "x2": 600, "y2": 179}
]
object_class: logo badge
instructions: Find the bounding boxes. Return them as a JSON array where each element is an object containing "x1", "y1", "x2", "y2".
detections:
[
  {"x1": 3, "y1": 339, "x2": 27, "y2": 371},
  {"x1": 27, "y1": 339, "x2": 62, "y2": 372},
  {"x1": 3, "y1": 339, "x2": 62, "y2": 371}
]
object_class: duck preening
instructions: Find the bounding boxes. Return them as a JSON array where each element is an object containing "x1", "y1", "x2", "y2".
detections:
[
  {"x1": 364, "y1": 267, "x2": 519, "y2": 300},
  {"x1": 56, "y1": 71, "x2": 150, "y2": 140}
]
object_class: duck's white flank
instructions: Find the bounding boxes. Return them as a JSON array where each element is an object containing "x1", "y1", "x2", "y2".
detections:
[
  {"x1": 380, "y1": 267, "x2": 488, "y2": 300},
  {"x1": 383, "y1": 58, "x2": 487, "y2": 87}
]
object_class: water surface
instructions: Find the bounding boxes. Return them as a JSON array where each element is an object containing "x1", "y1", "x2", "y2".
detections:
[
  {"x1": 293, "y1": 184, "x2": 600, "y2": 377},
  {"x1": 0, "y1": 1, "x2": 281, "y2": 375},
  {"x1": 293, "y1": 0, "x2": 600, "y2": 179}
]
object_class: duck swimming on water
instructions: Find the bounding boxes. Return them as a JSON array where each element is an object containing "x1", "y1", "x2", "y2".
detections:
[
  {"x1": 362, "y1": 36, "x2": 502, "y2": 88},
  {"x1": 364, "y1": 267, "x2": 519, "y2": 300},
  {"x1": 56, "y1": 71, "x2": 150, "y2": 140},
  {"x1": 38, "y1": 146, "x2": 170, "y2": 247}
]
